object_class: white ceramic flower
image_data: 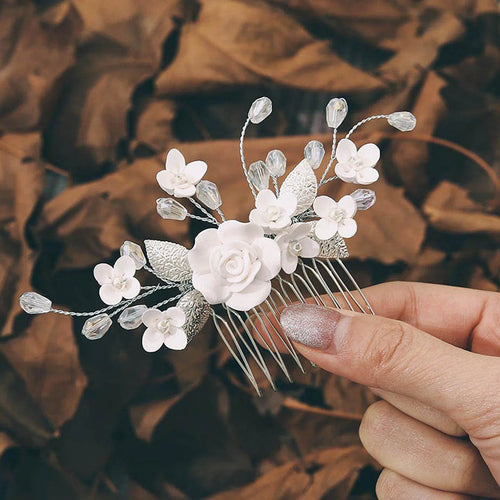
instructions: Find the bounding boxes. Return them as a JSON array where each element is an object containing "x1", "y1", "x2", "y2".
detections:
[
  {"x1": 188, "y1": 220, "x2": 281, "y2": 311},
  {"x1": 156, "y1": 148, "x2": 207, "y2": 197},
  {"x1": 249, "y1": 189, "x2": 297, "y2": 233},
  {"x1": 313, "y1": 195, "x2": 358, "y2": 240},
  {"x1": 334, "y1": 138, "x2": 380, "y2": 185},
  {"x1": 275, "y1": 223, "x2": 320, "y2": 274},
  {"x1": 93, "y1": 256, "x2": 141, "y2": 305},
  {"x1": 141, "y1": 307, "x2": 187, "y2": 352}
]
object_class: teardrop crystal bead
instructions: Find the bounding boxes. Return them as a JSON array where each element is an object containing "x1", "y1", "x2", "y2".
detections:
[
  {"x1": 196, "y1": 180, "x2": 222, "y2": 209},
  {"x1": 118, "y1": 305, "x2": 147, "y2": 330},
  {"x1": 82, "y1": 313, "x2": 112, "y2": 340},
  {"x1": 351, "y1": 188, "x2": 376, "y2": 210},
  {"x1": 326, "y1": 98, "x2": 348, "y2": 128},
  {"x1": 156, "y1": 198, "x2": 188, "y2": 220},
  {"x1": 248, "y1": 161, "x2": 270, "y2": 191},
  {"x1": 304, "y1": 140, "x2": 325, "y2": 169},
  {"x1": 265, "y1": 149, "x2": 286, "y2": 177},
  {"x1": 248, "y1": 97, "x2": 272, "y2": 124},
  {"x1": 19, "y1": 292, "x2": 52, "y2": 314},
  {"x1": 387, "y1": 111, "x2": 416, "y2": 131},
  {"x1": 120, "y1": 241, "x2": 146, "y2": 270}
]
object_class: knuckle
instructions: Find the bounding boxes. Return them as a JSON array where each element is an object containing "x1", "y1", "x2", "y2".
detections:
[
  {"x1": 359, "y1": 400, "x2": 393, "y2": 450},
  {"x1": 375, "y1": 469, "x2": 403, "y2": 500}
]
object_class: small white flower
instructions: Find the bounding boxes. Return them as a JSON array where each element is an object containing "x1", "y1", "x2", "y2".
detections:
[
  {"x1": 188, "y1": 220, "x2": 281, "y2": 311},
  {"x1": 313, "y1": 195, "x2": 358, "y2": 240},
  {"x1": 141, "y1": 307, "x2": 187, "y2": 352},
  {"x1": 275, "y1": 223, "x2": 320, "y2": 274},
  {"x1": 156, "y1": 148, "x2": 207, "y2": 197},
  {"x1": 334, "y1": 138, "x2": 380, "y2": 185},
  {"x1": 94, "y1": 256, "x2": 141, "y2": 305},
  {"x1": 249, "y1": 189, "x2": 297, "y2": 233}
]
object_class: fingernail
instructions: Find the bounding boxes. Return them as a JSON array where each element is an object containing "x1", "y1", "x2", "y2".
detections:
[{"x1": 280, "y1": 304, "x2": 344, "y2": 350}]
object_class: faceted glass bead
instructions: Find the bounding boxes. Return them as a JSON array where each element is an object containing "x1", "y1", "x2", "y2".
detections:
[
  {"x1": 82, "y1": 313, "x2": 112, "y2": 340},
  {"x1": 265, "y1": 149, "x2": 286, "y2": 177},
  {"x1": 118, "y1": 305, "x2": 147, "y2": 330},
  {"x1": 326, "y1": 98, "x2": 348, "y2": 128},
  {"x1": 156, "y1": 198, "x2": 188, "y2": 220},
  {"x1": 248, "y1": 97, "x2": 272, "y2": 124},
  {"x1": 19, "y1": 292, "x2": 52, "y2": 314},
  {"x1": 351, "y1": 188, "x2": 376, "y2": 210},
  {"x1": 304, "y1": 140, "x2": 325, "y2": 169},
  {"x1": 196, "y1": 180, "x2": 222, "y2": 209},
  {"x1": 387, "y1": 111, "x2": 416, "y2": 132},
  {"x1": 120, "y1": 241, "x2": 146, "y2": 270},
  {"x1": 248, "y1": 161, "x2": 270, "y2": 191}
]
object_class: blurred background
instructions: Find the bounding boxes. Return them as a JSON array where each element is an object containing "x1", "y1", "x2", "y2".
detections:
[{"x1": 0, "y1": 0, "x2": 498, "y2": 498}]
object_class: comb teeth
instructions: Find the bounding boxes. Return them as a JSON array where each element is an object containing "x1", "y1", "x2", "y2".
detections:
[{"x1": 212, "y1": 257, "x2": 374, "y2": 392}]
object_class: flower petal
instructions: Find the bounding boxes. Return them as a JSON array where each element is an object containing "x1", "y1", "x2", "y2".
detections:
[
  {"x1": 122, "y1": 277, "x2": 141, "y2": 299},
  {"x1": 174, "y1": 185, "x2": 196, "y2": 198},
  {"x1": 335, "y1": 138, "x2": 357, "y2": 163},
  {"x1": 164, "y1": 327, "x2": 188, "y2": 350},
  {"x1": 299, "y1": 237, "x2": 320, "y2": 258},
  {"x1": 281, "y1": 251, "x2": 298, "y2": 274},
  {"x1": 358, "y1": 143, "x2": 380, "y2": 168},
  {"x1": 253, "y1": 237, "x2": 281, "y2": 281},
  {"x1": 218, "y1": 221, "x2": 264, "y2": 244},
  {"x1": 335, "y1": 162, "x2": 357, "y2": 183},
  {"x1": 99, "y1": 284, "x2": 122, "y2": 305},
  {"x1": 313, "y1": 196, "x2": 336, "y2": 218},
  {"x1": 165, "y1": 306, "x2": 186, "y2": 327},
  {"x1": 188, "y1": 228, "x2": 220, "y2": 274},
  {"x1": 156, "y1": 170, "x2": 176, "y2": 194},
  {"x1": 192, "y1": 272, "x2": 231, "y2": 304},
  {"x1": 142, "y1": 327, "x2": 164, "y2": 352},
  {"x1": 277, "y1": 191, "x2": 297, "y2": 215},
  {"x1": 338, "y1": 218, "x2": 357, "y2": 238},
  {"x1": 356, "y1": 167, "x2": 379, "y2": 185},
  {"x1": 114, "y1": 255, "x2": 136, "y2": 277},
  {"x1": 225, "y1": 280, "x2": 271, "y2": 311},
  {"x1": 142, "y1": 308, "x2": 163, "y2": 328},
  {"x1": 185, "y1": 160, "x2": 207, "y2": 184},
  {"x1": 93, "y1": 263, "x2": 114, "y2": 285},
  {"x1": 249, "y1": 209, "x2": 268, "y2": 227},
  {"x1": 290, "y1": 222, "x2": 313, "y2": 240},
  {"x1": 338, "y1": 195, "x2": 357, "y2": 218},
  {"x1": 255, "y1": 189, "x2": 277, "y2": 210},
  {"x1": 315, "y1": 218, "x2": 337, "y2": 240},
  {"x1": 229, "y1": 261, "x2": 261, "y2": 293},
  {"x1": 165, "y1": 148, "x2": 185, "y2": 174}
]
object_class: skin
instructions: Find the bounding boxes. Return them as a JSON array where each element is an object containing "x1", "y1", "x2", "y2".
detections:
[{"x1": 271, "y1": 282, "x2": 500, "y2": 498}]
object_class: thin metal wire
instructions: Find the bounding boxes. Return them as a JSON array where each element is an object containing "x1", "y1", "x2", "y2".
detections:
[
  {"x1": 188, "y1": 197, "x2": 219, "y2": 225},
  {"x1": 239, "y1": 117, "x2": 257, "y2": 199},
  {"x1": 345, "y1": 114, "x2": 388, "y2": 140},
  {"x1": 336, "y1": 259, "x2": 375, "y2": 314},
  {"x1": 215, "y1": 208, "x2": 226, "y2": 222},
  {"x1": 319, "y1": 127, "x2": 338, "y2": 185}
]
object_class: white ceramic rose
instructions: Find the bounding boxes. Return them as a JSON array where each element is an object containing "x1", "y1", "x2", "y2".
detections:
[{"x1": 188, "y1": 221, "x2": 281, "y2": 311}]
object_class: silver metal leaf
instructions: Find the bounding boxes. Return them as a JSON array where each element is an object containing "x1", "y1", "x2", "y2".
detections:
[
  {"x1": 144, "y1": 240, "x2": 192, "y2": 282},
  {"x1": 280, "y1": 159, "x2": 318, "y2": 215},
  {"x1": 309, "y1": 223, "x2": 349, "y2": 259},
  {"x1": 177, "y1": 290, "x2": 211, "y2": 342}
]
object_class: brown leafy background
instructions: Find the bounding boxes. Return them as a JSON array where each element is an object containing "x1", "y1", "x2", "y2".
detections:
[{"x1": 0, "y1": 0, "x2": 498, "y2": 498}]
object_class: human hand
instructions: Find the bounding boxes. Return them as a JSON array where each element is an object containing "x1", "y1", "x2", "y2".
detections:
[{"x1": 278, "y1": 282, "x2": 500, "y2": 498}]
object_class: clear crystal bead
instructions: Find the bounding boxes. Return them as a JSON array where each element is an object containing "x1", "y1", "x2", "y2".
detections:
[
  {"x1": 351, "y1": 189, "x2": 376, "y2": 210},
  {"x1": 265, "y1": 150, "x2": 286, "y2": 177},
  {"x1": 82, "y1": 313, "x2": 112, "y2": 340},
  {"x1": 326, "y1": 98, "x2": 348, "y2": 128},
  {"x1": 120, "y1": 241, "x2": 146, "y2": 270},
  {"x1": 19, "y1": 292, "x2": 52, "y2": 314},
  {"x1": 387, "y1": 111, "x2": 416, "y2": 131},
  {"x1": 196, "y1": 180, "x2": 222, "y2": 209},
  {"x1": 248, "y1": 161, "x2": 270, "y2": 191},
  {"x1": 118, "y1": 305, "x2": 147, "y2": 330},
  {"x1": 304, "y1": 140, "x2": 325, "y2": 169},
  {"x1": 248, "y1": 97, "x2": 272, "y2": 124},
  {"x1": 156, "y1": 198, "x2": 188, "y2": 220}
]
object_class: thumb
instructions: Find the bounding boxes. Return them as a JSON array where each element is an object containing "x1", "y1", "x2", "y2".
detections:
[{"x1": 280, "y1": 304, "x2": 500, "y2": 435}]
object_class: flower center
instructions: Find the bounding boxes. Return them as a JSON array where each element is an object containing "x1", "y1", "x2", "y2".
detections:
[
  {"x1": 265, "y1": 205, "x2": 282, "y2": 222},
  {"x1": 329, "y1": 207, "x2": 346, "y2": 223},
  {"x1": 174, "y1": 173, "x2": 190, "y2": 188},
  {"x1": 157, "y1": 318, "x2": 171, "y2": 334},
  {"x1": 288, "y1": 240, "x2": 303, "y2": 257},
  {"x1": 350, "y1": 155, "x2": 364, "y2": 170},
  {"x1": 112, "y1": 275, "x2": 128, "y2": 290}
]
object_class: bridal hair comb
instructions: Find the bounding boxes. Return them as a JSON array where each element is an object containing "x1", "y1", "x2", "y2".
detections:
[{"x1": 20, "y1": 97, "x2": 416, "y2": 394}]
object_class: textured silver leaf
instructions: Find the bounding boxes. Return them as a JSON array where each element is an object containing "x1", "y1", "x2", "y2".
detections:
[
  {"x1": 280, "y1": 159, "x2": 318, "y2": 215},
  {"x1": 309, "y1": 223, "x2": 349, "y2": 259},
  {"x1": 144, "y1": 240, "x2": 192, "y2": 282},
  {"x1": 177, "y1": 290, "x2": 211, "y2": 342}
]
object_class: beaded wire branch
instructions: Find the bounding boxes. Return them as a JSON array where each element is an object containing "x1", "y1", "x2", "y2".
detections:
[{"x1": 20, "y1": 97, "x2": 416, "y2": 395}]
